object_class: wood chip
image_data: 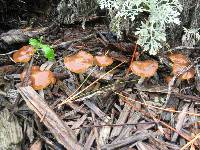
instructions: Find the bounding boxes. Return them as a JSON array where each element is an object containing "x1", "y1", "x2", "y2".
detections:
[
  {"x1": 84, "y1": 130, "x2": 95, "y2": 150},
  {"x1": 84, "y1": 100, "x2": 111, "y2": 122},
  {"x1": 172, "y1": 104, "x2": 189, "y2": 142},
  {"x1": 135, "y1": 141, "x2": 158, "y2": 150},
  {"x1": 71, "y1": 114, "x2": 87, "y2": 135},
  {"x1": 101, "y1": 130, "x2": 154, "y2": 150},
  {"x1": 110, "y1": 103, "x2": 132, "y2": 138},
  {"x1": 114, "y1": 112, "x2": 141, "y2": 141}
]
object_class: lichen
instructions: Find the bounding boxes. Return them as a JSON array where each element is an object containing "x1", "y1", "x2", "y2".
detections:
[{"x1": 98, "y1": 0, "x2": 183, "y2": 55}]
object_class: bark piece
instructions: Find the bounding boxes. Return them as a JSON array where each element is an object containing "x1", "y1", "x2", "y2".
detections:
[
  {"x1": 84, "y1": 130, "x2": 95, "y2": 150},
  {"x1": 18, "y1": 86, "x2": 83, "y2": 150},
  {"x1": 0, "y1": 27, "x2": 47, "y2": 50},
  {"x1": 0, "y1": 108, "x2": 23, "y2": 149},
  {"x1": 101, "y1": 130, "x2": 154, "y2": 150}
]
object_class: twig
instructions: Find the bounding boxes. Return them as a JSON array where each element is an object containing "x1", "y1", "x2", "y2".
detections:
[
  {"x1": 180, "y1": 132, "x2": 200, "y2": 150},
  {"x1": 0, "y1": 50, "x2": 18, "y2": 56},
  {"x1": 22, "y1": 56, "x2": 34, "y2": 86},
  {"x1": 92, "y1": 112, "x2": 101, "y2": 150},
  {"x1": 171, "y1": 46, "x2": 200, "y2": 51},
  {"x1": 72, "y1": 122, "x2": 156, "y2": 129},
  {"x1": 11, "y1": 56, "x2": 35, "y2": 112},
  {"x1": 115, "y1": 92, "x2": 200, "y2": 116}
]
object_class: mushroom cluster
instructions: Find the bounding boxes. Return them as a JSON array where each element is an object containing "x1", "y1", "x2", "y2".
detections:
[
  {"x1": 13, "y1": 46, "x2": 35, "y2": 63},
  {"x1": 64, "y1": 51, "x2": 113, "y2": 74},
  {"x1": 13, "y1": 46, "x2": 56, "y2": 90},
  {"x1": 169, "y1": 53, "x2": 195, "y2": 81},
  {"x1": 20, "y1": 66, "x2": 56, "y2": 90}
]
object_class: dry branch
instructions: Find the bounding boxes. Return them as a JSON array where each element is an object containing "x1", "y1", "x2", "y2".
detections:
[
  {"x1": 0, "y1": 27, "x2": 47, "y2": 50},
  {"x1": 18, "y1": 86, "x2": 83, "y2": 150}
]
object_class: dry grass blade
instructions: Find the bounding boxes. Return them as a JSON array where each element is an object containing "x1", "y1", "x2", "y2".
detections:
[
  {"x1": 115, "y1": 91, "x2": 192, "y2": 141},
  {"x1": 63, "y1": 68, "x2": 94, "y2": 105},
  {"x1": 58, "y1": 61, "x2": 125, "y2": 107},
  {"x1": 180, "y1": 132, "x2": 200, "y2": 150},
  {"x1": 115, "y1": 92, "x2": 200, "y2": 117},
  {"x1": 18, "y1": 86, "x2": 83, "y2": 150}
]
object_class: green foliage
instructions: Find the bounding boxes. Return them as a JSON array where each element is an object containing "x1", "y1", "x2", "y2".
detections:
[
  {"x1": 29, "y1": 38, "x2": 55, "y2": 61},
  {"x1": 98, "y1": 0, "x2": 182, "y2": 55}
]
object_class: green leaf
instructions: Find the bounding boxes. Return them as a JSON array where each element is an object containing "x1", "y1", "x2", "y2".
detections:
[
  {"x1": 40, "y1": 44, "x2": 55, "y2": 61},
  {"x1": 29, "y1": 38, "x2": 55, "y2": 60},
  {"x1": 29, "y1": 38, "x2": 41, "y2": 49}
]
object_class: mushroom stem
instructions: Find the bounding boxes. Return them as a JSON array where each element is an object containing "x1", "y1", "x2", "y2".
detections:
[
  {"x1": 175, "y1": 78, "x2": 182, "y2": 87},
  {"x1": 39, "y1": 90, "x2": 45, "y2": 99},
  {"x1": 136, "y1": 77, "x2": 145, "y2": 87}
]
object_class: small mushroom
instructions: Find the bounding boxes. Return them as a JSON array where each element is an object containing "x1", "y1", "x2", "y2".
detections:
[
  {"x1": 94, "y1": 55, "x2": 113, "y2": 67},
  {"x1": 169, "y1": 53, "x2": 189, "y2": 64},
  {"x1": 20, "y1": 66, "x2": 56, "y2": 90},
  {"x1": 130, "y1": 60, "x2": 158, "y2": 85},
  {"x1": 31, "y1": 70, "x2": 56, "y2": 90},
  {"x1": 64, "y1": 50, "x2": 93, "y2": 73},
  {"x1": 13, "y1": 46, "x2": 35, "y2": 63},
  {"x1": 172, "y1": 63, "x2": 195, "y2": 80}
]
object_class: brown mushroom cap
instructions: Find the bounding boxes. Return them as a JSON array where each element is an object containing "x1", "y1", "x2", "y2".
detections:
[
  {"x1": 130, "y1": 60, "x2": 158, "y2": 78},
  {"x1": 31, "y1": 70, "x2": 56, "y2": 90},
  {"x1": 169, "y1": 53, "x2": 189, "y2": 64},
  {"x1": 94, "y1": 55, "x2": 113, "y2": 67},
  {"x1": 172, "y1": 63, "x2": 195, "y2": 80},
  {"x1": 64, "y1": 51, "x2": 93, "y2": 73},
  {"x1": 20, "y1": 67, "x2": 56, "y2": 90},
  {"x1": 13, "y1": 46, "x2": 35, "y2": 63},
  {"x1": 20, "y1": 66, "x2": 40, "y2": 81}
]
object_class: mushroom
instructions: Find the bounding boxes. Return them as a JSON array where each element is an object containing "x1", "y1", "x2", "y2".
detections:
[
  {"x1": 172, "y1": 63, "x2": 195, "y2": 80},
  {"x1": 13, "y1": 46, "x2": 35, "y2": 63},
  {"x1": 168, "y1": 52, "x2": 195, "y2": 85},
  {"x1": 64, "y1": 50, "x2": 94, "y2": 74},
  {"x1": 31, "y1": 70, "x2": 56, "y2": 90},
  {"x1": 20, "y1": 66, "x2": 56, "y2": 90},
  {"x1": 169, "y1": 53, "x2": 189, "y2": 64},
  {"x1": 94, "y1": 55, "x2": 113, "y2": 67},
  {"x1": 130, "y1": 60, "x2": 158, "y2": 85}
]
